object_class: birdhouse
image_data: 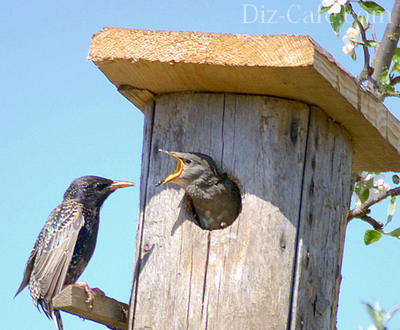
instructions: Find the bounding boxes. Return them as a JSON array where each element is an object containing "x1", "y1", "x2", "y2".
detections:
[{"x1": 86, "y1": 28, "x2": 400, "y2": 329}]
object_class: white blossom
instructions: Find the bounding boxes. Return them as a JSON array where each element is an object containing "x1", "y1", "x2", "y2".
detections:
[
  {"x1": 346, "y1": 27, "x2": 360, "y2": 42},
  {"x1": 371, "y1": 174, "x2": 390, "y2": 195},
  {"x1": 322, "y1": 0, "x2": 348, "y2": 15},
  {"x1": 342, "y1": 36, "x2": 355, "y2": 56},
  {"x1": 342, "y1": 28, "x2": 360, "y2": 57},
  {"x1": 354, "y1": 172, "x2": 390, "y2": 207}
]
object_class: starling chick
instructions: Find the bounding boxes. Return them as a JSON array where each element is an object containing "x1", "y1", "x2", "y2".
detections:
[
  {"x1": 15, "y1": 176, "x2": 134, "y2": 330},
  {"x1": 156, "y1": 150, "x2": 241, "y2": 230}
]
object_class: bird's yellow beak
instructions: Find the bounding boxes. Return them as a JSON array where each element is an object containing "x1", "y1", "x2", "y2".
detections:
[
  {"x1": 110, "y1": 180, "x2": 135, "y2": 191},
  {"x1": 156, "y1": 149, "x2": 184, "y2": 186}
]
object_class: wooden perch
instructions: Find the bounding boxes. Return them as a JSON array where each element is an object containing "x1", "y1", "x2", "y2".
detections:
[{"x1": 53, "y1": 285, "x2": 128, "y2": 330}]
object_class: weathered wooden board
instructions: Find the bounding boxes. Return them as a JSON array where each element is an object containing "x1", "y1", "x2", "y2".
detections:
[
  {"x1": 212, "y1": 95, "x2": 310, "y2": 329},
  {"x1": 130, "y1": 94, "x2": 226, "y2": 329},
  {"x1": 128, "y1": 93, "x2": 352, "y2": 329},
  {"x1": 88, "y1": 28, "x2": 400, "y2": 172},
  {"x1": 289, "y1": 106, "x2": 353, "y2": 330}
]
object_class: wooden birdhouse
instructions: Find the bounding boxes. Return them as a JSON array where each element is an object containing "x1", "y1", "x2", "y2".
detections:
[{"x1": 73, "y1": 28, "x2": 400, "y2": 329}]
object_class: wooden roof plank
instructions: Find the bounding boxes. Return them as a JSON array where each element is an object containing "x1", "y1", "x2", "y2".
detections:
[{"x1": 88, "y1": 28, "x2": 400, "y2": 172}]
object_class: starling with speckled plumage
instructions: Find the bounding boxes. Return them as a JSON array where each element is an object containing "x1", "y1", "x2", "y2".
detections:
[
  {"x1": 15, "y1": 176, "x2": 134, "y2": 330},
  {"x1": 156, "y1": 150, "x2": 241, "y2": 230}
]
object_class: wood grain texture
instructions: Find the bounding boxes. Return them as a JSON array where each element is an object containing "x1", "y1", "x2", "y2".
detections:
[
  {"x1": 88, "y1": 28, "x2": 400, "y2": 172},
  {"x1": 128, "y1": 93, "x2": 352, "y2": 330},
  {"x1": 289, "y1": 106, "x2": 353, "y2": 330},
  {"x1": 53, "y1": 285, "x2": 128, "y2": 330}
]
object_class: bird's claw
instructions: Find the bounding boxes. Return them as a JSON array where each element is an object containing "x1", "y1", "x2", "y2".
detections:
[{"x1": 73, "y1": 282, "x2": 105, "y2": 310}]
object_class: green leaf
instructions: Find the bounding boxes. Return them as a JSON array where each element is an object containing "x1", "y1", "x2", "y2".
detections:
[
  {"x1": 362, "y1": 301, "x2": 384, "y2": 326},
  {"x1": 391, "y1": 63, "x2": 400, "y2": 73},
  {"x1": 330, "y1": 8, "x2": 345, "y2": 38},
  {"x1": 359, "y1": 187, "x2": 370, "y2": 204},
  {"x1": 383, "y1": 83, "x2": 395, "y2": 94},
  {"x1": 352, "y1": 15, "x2": 368, "y2": 30},
  {"x1": 379, "y1": 70, "x2": 395, "y2": 94},
  {"x1": 358, "y1": 40, "x2": 377, "y2": 47},
  {"x1": 387, "y1": 196, "x2": 396, "y2": 225},
  {"x1": 358, "y1": 1, "x2": 386, "y2": 16},
  {"x1": 388, "y1": 227, "x2": 400, "y2": 237},
  {"x1": 393, "y1": 174, "x2": 400, "y2": 184},
  {"x1": 364, "y1": 40, "x2": 378, "y2": 47},
  {"x1": 345, "y1": 3, "x2": 353, "y2": 13},
  {"x1": 379, "y1": 71, "x2": 391, "y2": 85},
  {"x1": 387, "y1": 304, "x2": 400, "y2": 321},
  {"x1": 364, "y1": 229, "x2": 382, "y2": 245},
  {"x1": 365, "y1": 177, "x2": 374, "y2": 189},
  {"x1": 352, "y1": 20, "x2": 361, "y2": 32},
  {"x1": 354, "y1": 184, "x2": 361, "y2": 195},
  {"x1": 358, "y1": 15, "x2": 368, "y2": 29},
  {"x1": 319, "y1": 6, "x2": 330, "y2": 15},
  {"x1": 392, "y1": 49, "x2": 400, "y2": 69}
]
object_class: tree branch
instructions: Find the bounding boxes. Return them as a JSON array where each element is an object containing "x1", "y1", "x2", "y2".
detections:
[
  {"x1": 349, "y1": 9, "x2": 373, "y2": 82},
  {"x1": 383, "y1": 91, "x2": 400, "y2": 97},
  {"x1": 348, "y1": 186, "x2": 400, "y2": 222},
  {"x1": 367, "y1": 23, "x2": 377, "y2": 44},
  {"x1": 359, "y1": 215, "x2": 384, "y2": 230},
  {"x1": 370, "y1": 0, "x2": 400, "y2": 87},
  {"x1": 391, "y1": 75, "x2": 400, "y2": 85}
]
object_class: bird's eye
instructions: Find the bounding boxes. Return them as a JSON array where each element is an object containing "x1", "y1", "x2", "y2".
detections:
[
  {"x1": 96, "y1": 183, "x2": 108, "y2": 191},
  {"x1": 185, "y1": 159, "x2": 192, "y2": 164}
]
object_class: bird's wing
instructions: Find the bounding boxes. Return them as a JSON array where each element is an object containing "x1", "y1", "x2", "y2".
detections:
[
  {"x1": 15, "y1": 245, "x2": 38, "y2": 297},
  {"x1": 31, "y1": 201, "x2": 84, "y2": 306}
]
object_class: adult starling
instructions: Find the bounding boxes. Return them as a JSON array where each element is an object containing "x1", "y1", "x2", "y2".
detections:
[
  {"x1": 15, "y1": 176, "x2": 134, "y2": 330},
  {"x1": 156, "y1": 150, "x2": 241, "y2": 230}
]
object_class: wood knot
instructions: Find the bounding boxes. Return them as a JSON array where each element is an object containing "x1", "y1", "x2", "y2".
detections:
[
  {"x1": 290, "y1": 120, "x2": 299, "y2": 143},
  {"x1": 280, "y1": 233, "x2": 286, "y2": 249}
]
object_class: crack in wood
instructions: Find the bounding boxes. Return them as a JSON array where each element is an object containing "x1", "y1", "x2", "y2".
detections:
[
  {"x1": 201, "y1": 232, "x2": 211, "y2": 320},
  {"x1": 130, "y1": 100, "x2": 157, "y2": 328},
  {"x1": 286, "y1": 105, "x2": 312, "y2": 330},
  {"x1": 220, "y1": 94, "x2": 226, "y2": 168},
  {"x1": 186, "y1": 247, "x2": 193, "y2": 330}
]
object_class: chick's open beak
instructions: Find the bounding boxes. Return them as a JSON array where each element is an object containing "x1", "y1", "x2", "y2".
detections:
[{"x1": 156, "y1": 149, "x2": 184, "y2": 186}]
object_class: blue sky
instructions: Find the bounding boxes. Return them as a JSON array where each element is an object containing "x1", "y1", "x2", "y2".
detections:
[{"x1": 1, "y1": 1, "x2": 400, "y2": 329}]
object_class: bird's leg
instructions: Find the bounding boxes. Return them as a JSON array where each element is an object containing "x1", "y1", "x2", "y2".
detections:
[{"x1": 70, "y1": 282, "x2": 105, "y2": 309}]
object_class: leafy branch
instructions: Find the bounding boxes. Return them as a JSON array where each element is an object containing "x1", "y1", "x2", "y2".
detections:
[
  {"x1": 348, "y1": 173, "x2": 400, "y2": 245},
  {"x1": 348, "y1": 5, "x2": 375, "y2": 82},
  {"x1": 321, "y1": 0, "x2": 400, "y2": 99},
  {"x1": 370, "y1": 0, "x2": 400, "y2": 96},
  {"x1": 357, "y1": 301, "x2": 400, "y2": 330}
]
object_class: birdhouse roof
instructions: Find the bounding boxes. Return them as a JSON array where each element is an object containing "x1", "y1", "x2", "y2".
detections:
[{"x1": 88, "y1": 27, "x2": 400, "y2": 172}]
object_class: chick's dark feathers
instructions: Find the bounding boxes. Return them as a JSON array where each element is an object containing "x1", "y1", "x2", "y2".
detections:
[{"x1": 159, "y1": 151, "x2": 241, "y2": 230}]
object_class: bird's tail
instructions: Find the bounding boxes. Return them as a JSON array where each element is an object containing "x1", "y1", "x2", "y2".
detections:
[{"x1": 51, "y1": 309, "x2": 63, "y2": 330}]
